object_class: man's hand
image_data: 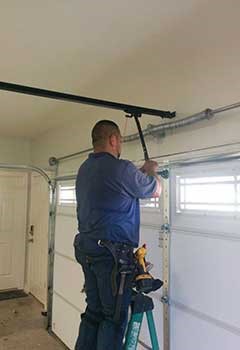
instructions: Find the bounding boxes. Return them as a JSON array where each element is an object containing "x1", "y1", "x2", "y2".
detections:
[
  {"x1": 140, "y1": 160, "x2": 162, "y2": 197},
  {"x1": 140, "y1": 160, "x2": 158, "y2": 176}
]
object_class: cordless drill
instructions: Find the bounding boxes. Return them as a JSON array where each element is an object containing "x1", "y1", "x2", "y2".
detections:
[{"x1": 134, "y1": 244, "x2": 163, "y2": 293}]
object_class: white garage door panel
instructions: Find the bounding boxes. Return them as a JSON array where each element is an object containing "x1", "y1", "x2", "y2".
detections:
[
  {"x1": 140, "y1": 208, "x2": 163, "y2": 227},
  {"x1": 171, "y1": 231, "x2": 240, "y2": 328},
  {"x1": 53, "y1": 253, "x2": 86, "y2": 311},
  {"x1": 55, "y1": 215, "x2": 77, "y2": 260},
  {"x1": 52, "y1": 293, "x2": 80, "y2": 350},
  {"x1": 140, "y1": 192, "x2": 163, "y2": 227},
  {"x1": 139, "y1": 227, "x2": 163, "y2": 281},
  {"x1": 139, "y1": 227, "x2": 163, "y2": 348},
  {"x1": 171, "y1": 216, "x2": 240, "y2": 237},
  {"x1": 52, "y1": 178, "x2": 84, "y2": 349},
  {"x1": 170, "y1": 161, "x2": 240, "y2": 350},
  {"x1": 170, "y1": 305, "x2": 240, "y2": 350},
  {"x1": 52, "y1": 178, "x2": 164, "y2": 348}
]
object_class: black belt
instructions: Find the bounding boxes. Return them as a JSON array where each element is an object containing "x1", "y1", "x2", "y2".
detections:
[
  {"x1": 98, "y1": 240, "x2": 136, "y2": 323},
  {"x1": 98, "y1": 239, "x2": 134, "y2": 251},
  {"x1": 98, "y1": 240, "x2": 134, "y2": 294}
]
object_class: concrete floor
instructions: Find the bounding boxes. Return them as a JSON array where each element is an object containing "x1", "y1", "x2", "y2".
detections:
[{"x1": 0, "y1": 295, "x2": 66, "y2": 350}]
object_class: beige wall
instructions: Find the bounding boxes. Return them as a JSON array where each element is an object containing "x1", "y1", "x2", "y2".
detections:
[
  {"x1": 31, "y1": 0, "x2": 240, "y2": 169},
  {"x1": 0, "y1": 137, "x2": 31, "y2": 164}
]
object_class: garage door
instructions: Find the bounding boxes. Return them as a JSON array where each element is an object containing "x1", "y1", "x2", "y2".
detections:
[
  {"x1": 50, "y1": 156, "x2": 165, "y2": 349},
  {"x1": 138, "y1": 189, "x2": 164, "y2": 349},
  {"x1": 51, "y1": 179, "x2": 85, "y2": 349},
  {"x1": 169, "y1": 160, "x2": 240, "y2": 350}
]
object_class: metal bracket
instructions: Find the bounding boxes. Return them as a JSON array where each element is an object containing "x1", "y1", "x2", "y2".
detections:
[
  {"x1": 125, "y1": 112, "x2": 142, "y2": 119},
  {"x1": 161, "y1": 295, "x2": 170, "y2": 305},
  {"x1": 49, "y1": 157, "x2": 58, "y2": 166},
  {"x1": 162, "y1": 175, "x2": 170, "y2": 350},
  {"x1": 161, "y1": 223, "x2": 170, "y2": 232},
  {"x1": 158, "y1": 169, "x2": 169, "y2": 179},
  {"x1": 205, "y1": 108, "x2": 214, "y2": 120},
  {"x1": 125, "y1": 113, "x2": 150, "y2": 161}
]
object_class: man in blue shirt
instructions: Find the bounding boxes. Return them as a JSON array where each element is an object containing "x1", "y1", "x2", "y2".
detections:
[{"x1": 74, "y1": 120, "x2": 161, "y2": 350}]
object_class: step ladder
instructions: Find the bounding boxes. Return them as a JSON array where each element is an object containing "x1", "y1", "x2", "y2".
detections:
[{"x1": 124, "y1": 292, "x2": 159, "y2": 350}]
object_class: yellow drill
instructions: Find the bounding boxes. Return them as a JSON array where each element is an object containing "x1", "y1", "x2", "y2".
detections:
[
  {"x1": 134, "y1": 244, "x2": 163, "y2": 293},
  {"x1": 135, "y1": 244, "x2": 152, "y2": 279}
]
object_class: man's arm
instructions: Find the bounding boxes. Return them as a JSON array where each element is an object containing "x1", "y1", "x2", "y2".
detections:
[
  {"x1": 140, "y1": 160, "x2": 162, "y2": 198},
  {"x1": 121, "y1": 160, "x2": 161, "y2": 199}
]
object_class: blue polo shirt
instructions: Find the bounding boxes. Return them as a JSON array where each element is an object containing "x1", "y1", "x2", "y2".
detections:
[{"x1": 76, "y1": 152, "x2": 157, "y2": 248}]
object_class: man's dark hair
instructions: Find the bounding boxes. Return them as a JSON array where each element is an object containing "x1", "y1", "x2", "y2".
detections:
[{"x1": 91, "y1": 120, "x2": 120, "y2": 147}]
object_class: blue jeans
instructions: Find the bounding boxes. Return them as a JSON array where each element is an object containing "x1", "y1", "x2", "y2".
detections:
[{"x1": 74, "y1": 241, "x2": 132, "y2": 350}]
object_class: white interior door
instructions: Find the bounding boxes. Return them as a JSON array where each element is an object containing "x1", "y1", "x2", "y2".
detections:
[
  {"x1": 0, "y1": 171, "x2": 28, "y2": 291},
  {"x1": 28, "y1": 173, "x2": 49, "y2": 308},
  {"x1": 169, "y1": 161, "x2": 240, "y2": 350}
]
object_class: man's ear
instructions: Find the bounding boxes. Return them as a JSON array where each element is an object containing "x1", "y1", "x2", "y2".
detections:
[{"x1": 109, "y1": 134, "x2": 117, "y2": 147}]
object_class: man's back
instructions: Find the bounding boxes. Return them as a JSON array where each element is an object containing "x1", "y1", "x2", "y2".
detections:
[
  {"x1": 74, "y1": 120, "x2": 160, "y2": 350},
  {"x1": 76, "y1": 152, "x2": 157, "y2": 247}
]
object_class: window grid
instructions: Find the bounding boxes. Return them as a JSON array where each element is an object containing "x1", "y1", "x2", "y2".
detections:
[
  {"x1": 58, "y1": 185, "x2": 76, "y2": 205},
  {"x1": 177, "y1": 174, "x2": 240, "y2": 214},
  {"x1": 140, "y1": 197, "x2": 160, "y2": 209},
  {"x1": 58, "y1": 184, "x2": 161, "y2": 209}
]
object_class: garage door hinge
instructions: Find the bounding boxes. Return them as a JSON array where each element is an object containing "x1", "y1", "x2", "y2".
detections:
[
  {"x1": 161, "y1": 295, "x2": 169, "y2": 305},
  {"x1": 161, "y1": 223, "x2": 170, "y2": 232},
  {"x1": 158, "y1": 169, "x2": 169, "y2": 179}
]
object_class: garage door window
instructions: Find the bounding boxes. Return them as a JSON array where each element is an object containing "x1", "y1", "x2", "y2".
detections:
[
  {"x1": 176, "y1": 175, "x2": 240, "y2": 214},
  {"x1": 58, "y1": 185, "x2": 76, "y2": 205},
  {"x1": 58, "y1": 185, "x2": 161, "y2": 209},
  {"x1": 140, "y1": 196, "x2": 160, "y2": 209}
]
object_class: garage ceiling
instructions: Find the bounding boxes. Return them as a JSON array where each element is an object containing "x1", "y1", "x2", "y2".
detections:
[{"x1": 0, "y1": 0, "x2": 239, "y2": 138}]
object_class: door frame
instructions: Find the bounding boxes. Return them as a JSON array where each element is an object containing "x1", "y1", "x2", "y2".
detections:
[
  {"x1": 0, "y1": 163, "x2": 52, "y2": 299},
  {"x1": 25, "y1": 171, "x2": 52, "y2": 310}
]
